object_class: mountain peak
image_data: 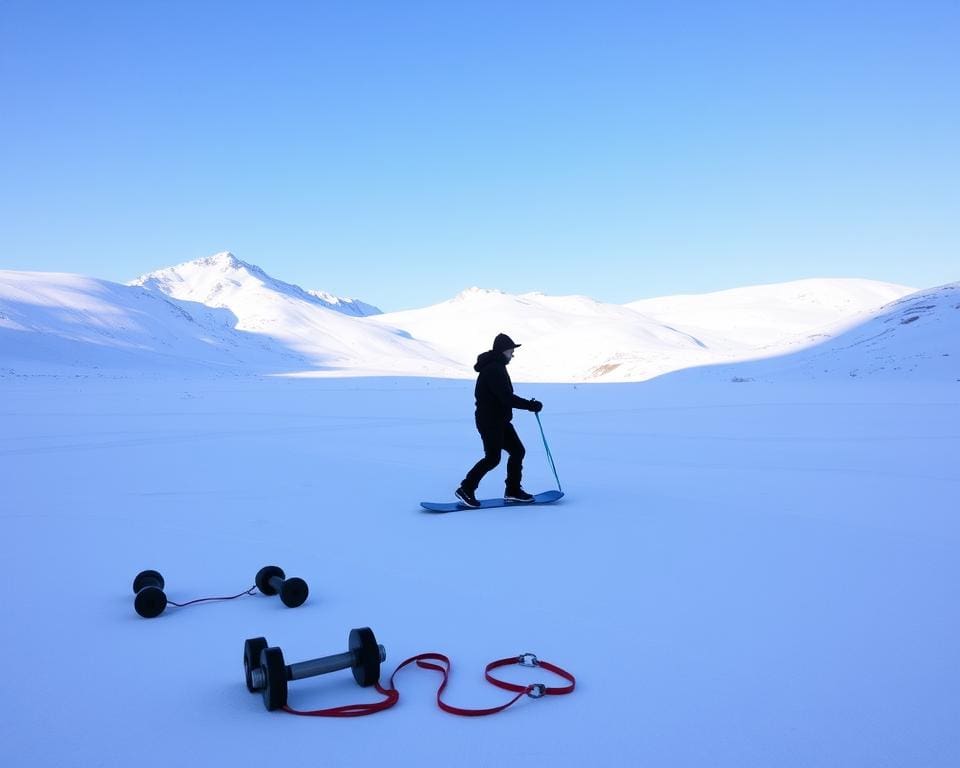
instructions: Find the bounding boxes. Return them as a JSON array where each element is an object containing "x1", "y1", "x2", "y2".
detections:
[
  {"x1": 453, "y1": 287, "x2": 505, "y2": 302},
  {"x1": 132, "y1": 251, "x2": 262, "y2": 283},
  {"x1": 130, "y1": 253, "x2": 381, "y2": 317},
  {"x1": 188, "y1": 251, "x2": 266, "y2": 276},
  {"x1": 208, "y1": 251, "x2": 239, "y2": 265}
]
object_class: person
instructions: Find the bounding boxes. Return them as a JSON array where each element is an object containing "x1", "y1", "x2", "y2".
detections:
[{"x1": 455, "y1": 333, "x2": 543, "y2": 507}]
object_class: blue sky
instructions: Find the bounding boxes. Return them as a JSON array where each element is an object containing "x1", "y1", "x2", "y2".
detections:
[{"x1": 2, "y1": 1, "x2": 957, "y2": 310}]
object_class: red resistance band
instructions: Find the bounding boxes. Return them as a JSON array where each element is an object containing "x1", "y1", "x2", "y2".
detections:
[{"x1": 283, "y1": 652, "x2": 576, "y2": 718}]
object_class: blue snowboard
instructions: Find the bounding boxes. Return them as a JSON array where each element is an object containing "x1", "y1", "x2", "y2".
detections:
[{"x1": 420, "y1": 490, "x2": 564, "y2": 513}]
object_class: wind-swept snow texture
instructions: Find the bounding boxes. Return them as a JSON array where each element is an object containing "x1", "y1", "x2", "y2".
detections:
[{"x1": 1, "y1": 373, "x2": 957, "y2": 767}]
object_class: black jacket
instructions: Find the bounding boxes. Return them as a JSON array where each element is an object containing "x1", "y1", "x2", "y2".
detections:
[{"x1": 473, "y1": 350, "x2": 536, "y2": 425}]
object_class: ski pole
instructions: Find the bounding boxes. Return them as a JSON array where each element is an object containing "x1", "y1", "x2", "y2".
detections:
[{"x1": 534, "y1": 411, "x2": 562, "y2": 492}]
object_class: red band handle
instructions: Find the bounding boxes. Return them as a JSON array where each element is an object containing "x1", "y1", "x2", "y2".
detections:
[{"x1": 485, "y1": 655, "x2": 576, "y2": 697}]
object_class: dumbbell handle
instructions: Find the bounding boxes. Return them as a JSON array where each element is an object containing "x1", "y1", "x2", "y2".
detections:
[
  {"x1": 288, "y1": 645, "x2": 386, "y2": 680},
  {"x1": 250, "y1": 645, "x2": 387, "y2": 689}
]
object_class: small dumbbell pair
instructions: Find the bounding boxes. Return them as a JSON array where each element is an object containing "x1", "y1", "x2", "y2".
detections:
[
  {"x1": 132, "y1": 570, "x2": 168, "y2": 619},
  {"x1": 132, "y1": 565, "x2": 309, "y2": 618},
  {"x1": 244, "y1": 628, "x2": 385, "y2": 710}
]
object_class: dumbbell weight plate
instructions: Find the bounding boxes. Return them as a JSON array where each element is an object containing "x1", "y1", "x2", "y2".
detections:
[
  {"x1": 260, "y1": 646, "x2": 288, "y2": 711},
  {"x1": 255, "y1": 565, "x2": 285, "y2": 596},
  {"x1": 244, "y1": 637, "x2": 268, "y2": 692},
  {"x1": 132, "y1": 569, "x2": 164, "y2": 593},
  {"x1": 349, "y1": 627, "x2": 381, "y2": 687},
  {"x1": 134, "y1": 586, "x2": 167, "y2": 618},
  {"x1": 280, "y1": 577, "x2": 308, "y2": 608}
]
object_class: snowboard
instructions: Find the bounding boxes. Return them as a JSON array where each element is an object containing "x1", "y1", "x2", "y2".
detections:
[{"x1": 420, "y1": 489, "x2": 564, "y2": 513}]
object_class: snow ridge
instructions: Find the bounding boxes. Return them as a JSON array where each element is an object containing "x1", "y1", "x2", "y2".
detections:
[
  {"x1": 131, "y1": 252, "x2": 382, "y2": 317},
  {"x1": 679, "y1": 282, "x2": 960, "y2": 382},
  {"x1": 1, "y1": 254, "x2": 952, "y2": 381}
]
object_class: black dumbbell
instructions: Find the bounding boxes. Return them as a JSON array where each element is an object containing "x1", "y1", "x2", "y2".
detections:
[
  {"x1": 244, "y1": 628, "x2": 385, "y2": 711},
  {"x1": 132, "y1": 570, "x2": 167, "y2": 618},
  {"x1": 255, "y1": 565, "x2": 308, "y2": 608}
]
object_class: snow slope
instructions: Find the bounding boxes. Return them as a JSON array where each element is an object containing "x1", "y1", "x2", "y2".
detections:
[
  {"x1": 132, "y1": 252, "x2": 382, "y2": 317},
  {"x1": 306, "y1": 288, "x2": 380, "y2": 318},
  {"x1": 1, "y1": 255, "x2": 457, "y2": 376},
  {"x1": 0, "y1": 255, "x2": 934, "y2": 382},
  {"x1": 0, "y1": 270, "x2": 305, "y2": 374},
  {"x1": 368, "y1": 281, "x2": 917, "y2": 382},
  {"x1": 130, "y1": 252, "x2": 456, "y2": 375},
  {"x1": 627, "y1": 278, "x2": 915, "y2": 350},
  {"x1": 674, "y1": 282, "x2": 960, "y2": 382},
  {"x1": 367, "y1": 287, "x2": 720, "y2": 382},
  {"x1": 1, "y1": 374, "x2": 957, "y2": 767}
]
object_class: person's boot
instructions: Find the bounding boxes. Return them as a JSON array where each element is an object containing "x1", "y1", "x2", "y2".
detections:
[
  {"x1": 455, "y1": 486, "x2": 481, "y2": 508},
  {"x1": 505, "y1": 486, "x2": 534, "y2": 503}
]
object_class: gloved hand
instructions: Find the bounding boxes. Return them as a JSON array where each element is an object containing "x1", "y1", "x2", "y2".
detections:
[{"x1": 528, "y1": 398, "x2": 543, "y2": 413}]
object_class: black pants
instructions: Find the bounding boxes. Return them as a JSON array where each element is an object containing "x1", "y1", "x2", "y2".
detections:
[{"x1": 462, "y1": 418, "x2": 526, "y2": 493}]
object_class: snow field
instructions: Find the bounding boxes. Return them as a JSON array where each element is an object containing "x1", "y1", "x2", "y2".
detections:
[{"x1": 1, "y1": 373, "x2": 957, "y2": 767}]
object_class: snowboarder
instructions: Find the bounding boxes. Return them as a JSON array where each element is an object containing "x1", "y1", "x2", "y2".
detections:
[{"x1": 455, "y1": 333, "x2": 543, "y2": 508}]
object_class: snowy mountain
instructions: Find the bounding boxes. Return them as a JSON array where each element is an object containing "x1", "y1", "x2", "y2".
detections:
[
  {"x1": 130, "y1": 252, "x2": 455, "y2": 375},
  {"x1": 694, "y1": 282, "x2": 960, "y2": 382},
  {"x1": 366, "y1": 287, "x2": 718, "y2": 382},
  {"x1": 132, "y1": 252, "x2": 382, "y2": 317},
  {"x1": 1, "y1": 253, "x2": 949, "y2": 382},
  {"x1": 305, "y1": 289, "x2": 380, "y2": 318},
  {"x1": 367, "y1": 280, "x2": 920, "y2": 382},
  {"x1": 0, "y1": 270, "x2": 305, "y2": 374},
  {"x1": 626, "y1": 278, "x2": 915, "y2": 350},
  {"x1": 0, "y1": 260, "x2": 454, "y2": 376}
]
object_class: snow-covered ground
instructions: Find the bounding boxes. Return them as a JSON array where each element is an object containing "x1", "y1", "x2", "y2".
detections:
[{"x1": 2, "y1": 368, "x2": 957, "y2": 767}]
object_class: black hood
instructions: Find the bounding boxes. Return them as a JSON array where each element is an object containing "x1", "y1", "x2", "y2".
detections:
[
  {"x1": 474, "y1": 349, "x2": 505, "y2": 372},
  {"x1": 492, "y1": 333, "x2": 521, "y2": 352}
]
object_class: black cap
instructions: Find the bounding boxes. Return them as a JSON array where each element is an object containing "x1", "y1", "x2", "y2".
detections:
[{"x1": 492, "y1": 333, "x2": 521, "y2": 352}]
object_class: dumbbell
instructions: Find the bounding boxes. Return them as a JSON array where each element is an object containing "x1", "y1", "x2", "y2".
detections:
[
  {"x1": 243, "y1": 627, "x2": 386, "y2": 711},
  {"x1": 255, "y1": 565, "x2": 309, "y2": 608},
  {"x1": 132, "y1": 570, "x2": 167, "y2": 618}
]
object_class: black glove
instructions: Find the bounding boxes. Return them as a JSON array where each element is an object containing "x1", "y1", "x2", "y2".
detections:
[{"x1": 528, "y1": 398, "x2": 543, "y2": 413}]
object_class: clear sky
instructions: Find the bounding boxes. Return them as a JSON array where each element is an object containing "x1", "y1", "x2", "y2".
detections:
[{"x1": 2, "y1": 1, "x2": 957, "y2": 311}]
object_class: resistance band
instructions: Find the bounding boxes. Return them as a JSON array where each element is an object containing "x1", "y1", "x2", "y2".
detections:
[
  {"x1": 166, "y1": 585, "x2": 257, "y2": 608},
  {"x1": 282, "y1": 653, "x2": 575, "y2": 718}
]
